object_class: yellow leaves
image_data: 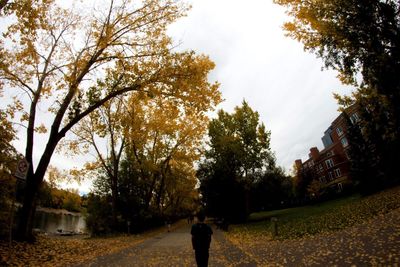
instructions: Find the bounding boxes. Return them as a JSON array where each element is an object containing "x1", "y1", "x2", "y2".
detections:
[
  {"x1": 69, "y1": 168, "x2": 83, "y2": 179},
  {"x1": 2, "y1": 0, "x2": 216, "y2": 128},
  {"x1": 0, "y1": 235, "x2": 125, "y2": 266},
  {"x1": 226, "y1": 186, "x2": 400, "y2": 266},
  {"x1": 0, "y1": 221, "x2": 189, "y2": 266},
  {"x1": 35, "y1": 123, "x2": 47, "y2": 134},
  {"x1": 229, "y1": 185, "x2": 400, "y2": 244},
  {"x1": 83, "y1": 161, "x2": 101, "y2": 171},
  {"x1": 46, "y1": 165, "x2": 65, "y2": 188},
  {"x1": 333, "y1": 92, "x2": 354, "y2": 110},
  {"x1": 67, "y1": 140, "x2": 79, "y2": 154}
]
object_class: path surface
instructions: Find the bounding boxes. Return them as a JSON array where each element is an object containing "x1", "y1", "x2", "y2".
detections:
[
  {"x1": 76, "y1": 223, "x2": 256, "y2": 267},
  {"x1": 75, "y1": 208, "x2": 400, "y2": 266}
]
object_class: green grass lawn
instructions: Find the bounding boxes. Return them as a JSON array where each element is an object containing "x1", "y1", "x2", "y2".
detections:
[
  {"x1": 230, "y1": 186, "x2": 400, "y2": 240},
  {"x1": 248, "y1": 194, "x2": 362, "y2": 222}
]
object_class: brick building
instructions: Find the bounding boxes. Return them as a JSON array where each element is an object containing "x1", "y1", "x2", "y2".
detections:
[{"x1": 294, "y1": 105, "x2": 360, "y2": 192}]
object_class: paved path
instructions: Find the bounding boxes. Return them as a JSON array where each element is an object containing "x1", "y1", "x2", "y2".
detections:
[
  {"x1": 75, "y1": 208, "x2": 400, "y2": 266},
  {"x1": 77, "y1": 223, "x2": 256, "y2": 267}
]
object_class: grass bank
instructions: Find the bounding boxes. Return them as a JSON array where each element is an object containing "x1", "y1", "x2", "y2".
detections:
[{"x1": 228, "y1": 186, "x2": 400, "y2": 241}]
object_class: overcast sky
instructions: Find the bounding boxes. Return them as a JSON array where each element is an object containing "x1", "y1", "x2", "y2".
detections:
[
  {"x1": 167, "y1": 0, "x2": 355, "y2": 172},
  {"x1": 8, "y1": 0, "x2": 355, "y2": 193}
]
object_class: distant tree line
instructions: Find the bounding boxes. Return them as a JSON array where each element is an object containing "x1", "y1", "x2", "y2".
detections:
[{"x1": 37, "y1": 181, "x2": 83, "y2": 213}]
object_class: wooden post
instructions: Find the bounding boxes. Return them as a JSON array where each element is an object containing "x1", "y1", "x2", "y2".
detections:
[
  {"x1": 8, "y1": 179, "x2": 18, "y2": 259},
  {"x1": 271, "y1": 217, "x2": 278, "y2": 237}
]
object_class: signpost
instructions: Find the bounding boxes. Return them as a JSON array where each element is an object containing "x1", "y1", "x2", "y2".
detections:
[
  {"x1": 14, "y1": 158, "x2": 29, "y2": 180},
  {"x1": 9, "y1": 158, "x2": 30, "y2": 255}
]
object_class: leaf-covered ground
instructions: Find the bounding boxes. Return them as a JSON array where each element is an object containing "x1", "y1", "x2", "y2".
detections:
[
  {"x1": 76, "y1": 223, "x2": 256, "y2": 267},
  {"x1": 0, "y1": 221, "x2": 185, "y2": 267},
  {"x1": 226, "y1": 208, "x2": 400, "y2": 266},
  {"x1": 1, "y1": 187, "x2": 400, "y2": 266},
  {"x1": 227, "y1": 186, "x2": 400, "y2": 266}
]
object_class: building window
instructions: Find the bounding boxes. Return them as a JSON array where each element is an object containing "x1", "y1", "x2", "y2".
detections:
[
  {"x1": 334, "y1": 168, "x2": 341, "y2": 178},
  {"x1": 319, "y1": 164, "x2": 323, "y2": 171},
  {"x1": 350, "y1": 113, "x2": 360, "y2": 124},
  {"x1": 326, "y1": 150, "x2": 335, "y2": 157},
  {"x1": 345, "y1": 150, "x2": 351, "y2": 160},
  {"x1": 325, "y1": 159, "x2": 334, "y2": 169},
  {"x1": 336, "y1": 127, "x2": 344, "y2": 136},
  {"x1": 341, "y1": 137, "x2": 349, "y2": 148},
  {"x1": 319, "y1": 176, "x2": 326, "y2": 183},
  {"x1": 338, "y1": 183, "x2": 343, "y2": 192},
  {"x1": 316, "y1": 166, "x2": 322, "y2": 174},
  {"x1": 328, "y1": 172, "x2": 334, "y2": 181}
]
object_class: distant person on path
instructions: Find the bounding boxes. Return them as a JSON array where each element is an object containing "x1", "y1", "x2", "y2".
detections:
[
  {"x1": 166, "y1": 220, "x2": 171, "y2": 232},
  {"x1": 191, "y1": 212, "x2": 213, "y2": 267},
  {"x1": 188, "y1": 214, "x2": 194, "y2": 224}
]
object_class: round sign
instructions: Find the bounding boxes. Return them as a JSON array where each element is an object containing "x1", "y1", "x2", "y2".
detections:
[
  {"x1": 18, "y1": 160, "x2": 28, "y2": 173},
  {"x1": 15, "y1": 159, "x2": 29, "y2": 180}
]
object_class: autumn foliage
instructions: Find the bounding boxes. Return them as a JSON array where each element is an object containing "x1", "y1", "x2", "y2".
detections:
[
  {"x1": 276, "y1": 0, "x2": 400, "y2": 192},
  {"x1": 0, "y1": 0, "x2": 220, "y2": 240}
]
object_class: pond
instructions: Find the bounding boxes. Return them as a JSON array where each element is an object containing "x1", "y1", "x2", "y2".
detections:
[{"x1": 33, "y1": 207, "x2": 87, "y2": 234}]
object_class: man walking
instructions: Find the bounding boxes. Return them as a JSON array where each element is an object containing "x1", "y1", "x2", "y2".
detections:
[{"x1": 191, "y1": 211, "x2": 213, "y2": 267}]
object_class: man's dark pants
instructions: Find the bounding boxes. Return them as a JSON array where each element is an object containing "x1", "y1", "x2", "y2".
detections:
[{"x1": 195, "y1": 249, "x2": 209, "y2": 267}]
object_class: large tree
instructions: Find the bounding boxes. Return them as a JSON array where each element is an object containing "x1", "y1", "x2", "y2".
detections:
[
  {"x1": 342, "y1": 112, "x2": 377, "y2": 194},
  {"x1": 72, "y1": 82, "x2": 220, "y2": 231},
  {"x1": 0, "y1": 0, "x2": 219, "y2": 240},
  {"x1": 122, "y1": 91, "x2": 219, "y2": 215},
  {"x1": 275, "y1": 0, "x2": 400, "y2": 126},
  {"x1": 198, "y1": 101, "x2": 274, "y2": 222},
  {"x1": 275, "y1": 0, "x2": 400, "y2": 188},
  {"x1": 69, "y1": 97, "x2": 127, "y2": 228}
]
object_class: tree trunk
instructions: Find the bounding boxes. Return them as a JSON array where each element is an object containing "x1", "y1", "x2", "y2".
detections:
[
  {"x1": 17, "y1": 136, "x2": 59, "y2": 241},
  {"x1": 156, "y1": 174, "x2": 165, "y2": 213},
  {"x1": 110, "y1": 166, "x2": 119, "y2": 229},
  {"x1": 244, "y1": 189, "x2": 250, "y2": 221},
  {"x1": 144, "y1": 174, "x2": 157, "y2": 211},
  {"x1": 111, "y1": 184, "x2": 118, "y2": 228},
  {"x1": 16, "y1": 173, "x2": 40, "y2": 241}
]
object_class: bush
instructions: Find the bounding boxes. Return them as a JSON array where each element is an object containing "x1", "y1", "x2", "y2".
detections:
[
  {"x1": 0, "y1": 175, "x2": 14, "y2": 238},
  {"x1": 85, "y1": 194, "x2": 113, "y2": 236}
]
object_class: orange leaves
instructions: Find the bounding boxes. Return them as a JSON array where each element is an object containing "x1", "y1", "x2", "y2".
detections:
[
  {"x1": 0, "y1": 234, "x2": 142, "y2": 266},
  {"x1": 0, "y1": 221, "x2": 190, "y2": 266}
]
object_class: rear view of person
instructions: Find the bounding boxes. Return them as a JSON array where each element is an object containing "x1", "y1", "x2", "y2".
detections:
[{"x1": 191, "y1": 212, "x2": 213, "y2": 267}]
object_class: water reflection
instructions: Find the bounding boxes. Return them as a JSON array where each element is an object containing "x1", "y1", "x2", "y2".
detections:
[{"x1": 33, "y1": 207, "x2": 86, "y2": 234}]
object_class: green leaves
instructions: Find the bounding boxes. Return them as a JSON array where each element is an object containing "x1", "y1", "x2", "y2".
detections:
[
  {"x1": 199, "y1": 101, "x2": 276, "y2": 221},
  {"x1": 207, "y1": 100, "x2": 272, "y2": 175}
]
